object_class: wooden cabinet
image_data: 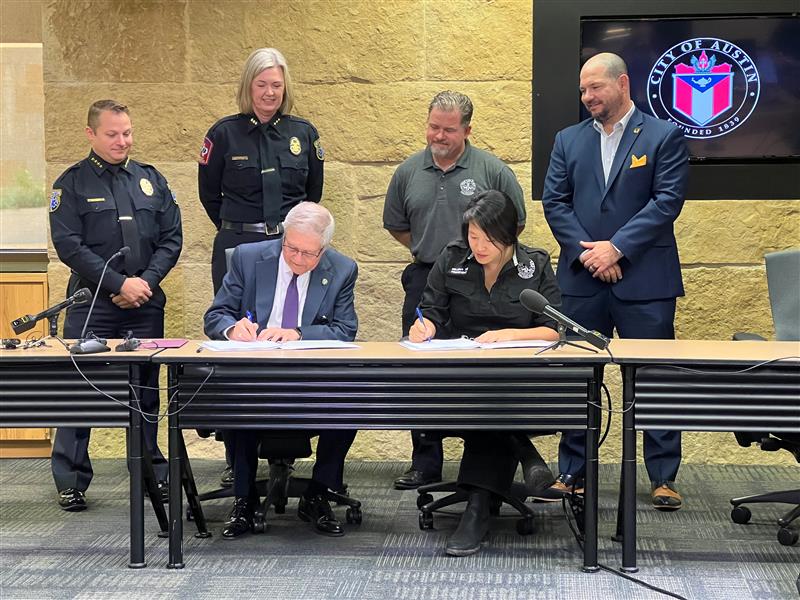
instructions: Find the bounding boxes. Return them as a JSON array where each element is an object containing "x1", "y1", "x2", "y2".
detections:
[{"x1": 0, "y1": 271, "x2": 52, "y2": 457}]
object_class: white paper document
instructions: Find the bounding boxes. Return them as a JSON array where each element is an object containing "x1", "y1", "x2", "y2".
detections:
[
  {"x1": 201, "y1": 340, "x2": 359, "y2": 352},
  {"x1": 399, "y1": 338, "x2": 552, "y2": 351}
]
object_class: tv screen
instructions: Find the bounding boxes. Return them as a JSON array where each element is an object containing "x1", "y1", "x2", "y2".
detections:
[{"x1": 580, "y1": 15, "x2": 800, "y2": 162}]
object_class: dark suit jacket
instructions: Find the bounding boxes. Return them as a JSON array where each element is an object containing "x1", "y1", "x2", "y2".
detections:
[
  {"x1": 204, "y1": 239, "x2": 358, "y2": 341},
  {"x1": 542, "y1": 107, "x2": 689, "y2": 301}
]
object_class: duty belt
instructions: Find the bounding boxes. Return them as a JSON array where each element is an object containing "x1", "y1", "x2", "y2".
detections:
[{"x1": 221, "y1": 220, "x2": 283, "y2": 235}]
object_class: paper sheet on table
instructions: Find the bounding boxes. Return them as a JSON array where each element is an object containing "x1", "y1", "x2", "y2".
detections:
[
  {"x1": 399, "y1": 338, "x2": 551, "y2": 351},
  {"x1": 201, "y1": 340, "x2": 359, "y2": 352}
]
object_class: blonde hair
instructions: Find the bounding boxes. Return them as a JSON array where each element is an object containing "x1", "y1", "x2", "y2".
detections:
[
  {"x1": 87, "y1": 99, "x2": 128, "y2": 130},
  {"x1": 236, "y1": 48, "x2": 294, "y2": 116}
]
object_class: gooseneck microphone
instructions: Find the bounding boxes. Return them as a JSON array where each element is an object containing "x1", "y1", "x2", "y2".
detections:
[
  {"x1": 519, "y1": 289, "x2": 610, "y2": 351},
  {"x1": 70, "y1": 246, "x2": 130, "y2": 355},
  {"x1": 11, "y1": 288, "x2": 92, "y2": 335}
]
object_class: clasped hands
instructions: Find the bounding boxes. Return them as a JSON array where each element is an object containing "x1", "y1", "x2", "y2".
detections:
[
  {"x1": 111, "y1": 277, "x2": 152, "y2": 309},
  {"x1": 580, "y1": 240, "x2": 623, "y2": 283},
  {"x1": 229, "y1": 318, "x2": 300, "y2": 342}
]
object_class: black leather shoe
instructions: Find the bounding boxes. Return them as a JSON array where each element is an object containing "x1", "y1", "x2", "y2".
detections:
[
  {"x1": 222, "y1": 497, "x2": 254, "y2": 538},
  {"x1": 57, "y1": 488, "x2": 87, "y2": 512},
  {"x1": 220, "y1": 466, "x2": 234, "y2": 488},
  {"x1": 393, "y1": 469, "x2": 442, "y2": 490},
  {"x1": 446, "y1": 489, "x2": 491, "y2": 556},
  {"x1": 298, "y1": 494, "x2": 345, "y2": 537},
  {"x1": 511, "y1": 434, "x2": 555, "y2": 495}
]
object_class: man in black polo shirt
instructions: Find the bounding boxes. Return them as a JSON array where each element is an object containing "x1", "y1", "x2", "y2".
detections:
[
  {"x1": 382, "y1": 91, "x2": 526, "y2": 489},
  {"x1": 49, "y1": 99, "x2": 182, "y2": 511}
]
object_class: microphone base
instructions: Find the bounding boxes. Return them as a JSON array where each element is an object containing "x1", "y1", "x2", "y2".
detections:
[{"x1": 69, "y1": 339, "x2": 111, "y2": 354}]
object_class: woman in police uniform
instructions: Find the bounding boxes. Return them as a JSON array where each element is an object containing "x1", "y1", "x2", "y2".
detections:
[
  {"x1": 409, "y1": 190, "x2": 561, "y2": 557},
  {"x1": 198, "y1": 47, "x2": 324, "y2": 293}
]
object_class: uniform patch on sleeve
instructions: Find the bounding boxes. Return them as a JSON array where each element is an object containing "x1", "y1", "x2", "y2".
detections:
[
  {"x1": 169, "y1": 186, "x2": 178, "y2": 205},
  {"x1": 313, "y1": 138, "x2": 324, "y2": 161},
  {"x1": 199, "y1": 137, "x2": 213, "y2": 165},
  {"x1": 49, "y1": 189, "x2": 62, "y2": 212}
]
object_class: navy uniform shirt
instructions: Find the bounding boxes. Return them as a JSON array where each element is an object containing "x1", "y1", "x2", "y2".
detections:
[
  {"x1": 420, "y1": 240, "x2": 561, "y2": 339},
  {"x1": 197, "y1": 112, "x2": 324, "y2": 228},
  {"x1": 49, "y1": 150, "x2": 183, "y2": 301}
]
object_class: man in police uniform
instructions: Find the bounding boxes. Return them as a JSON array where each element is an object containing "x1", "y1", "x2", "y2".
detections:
[
  {"x1": 49, "y1": 99, "x2": 182, "y2": 511},
  {"x1": 383, "y1": 91, "x2": 527, "y2": 490}
]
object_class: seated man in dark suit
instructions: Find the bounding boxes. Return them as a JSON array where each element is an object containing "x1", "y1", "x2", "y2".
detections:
[{"x1": 204, "y1": 201, "x2": 358, "y2": 538}]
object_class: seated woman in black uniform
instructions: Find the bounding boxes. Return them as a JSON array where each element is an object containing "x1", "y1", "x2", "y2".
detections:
[{"x1": 409, "y1": 189, "x2": 561, "y2": 556}]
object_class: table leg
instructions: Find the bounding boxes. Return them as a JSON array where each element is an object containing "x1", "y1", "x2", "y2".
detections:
[
  {"x1": 582, "y1": 367, "x2": 601, "y2": 573},
  {"x1": 621, "y1": 365, "x2": 638, "y2": 573},
  {"x1": 167, "y1": 365, "x2": 184, "y2": 569},
  {"x1": 128, "y1": 364, "x2": 146, "y2": 569}
]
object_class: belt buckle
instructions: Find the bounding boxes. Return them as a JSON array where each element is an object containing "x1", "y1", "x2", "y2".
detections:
[{"x1": 265, "y1": 223, "x2": 282, "y2": 236}]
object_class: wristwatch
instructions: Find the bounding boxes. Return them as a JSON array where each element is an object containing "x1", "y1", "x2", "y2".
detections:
[{"x1": 294, "y1": 327, "x2": 303, "y2": 340}]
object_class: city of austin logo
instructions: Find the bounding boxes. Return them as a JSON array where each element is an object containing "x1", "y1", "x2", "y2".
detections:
[{"x1": 647, "y1": 38, "x2": 760, "y2": 139}]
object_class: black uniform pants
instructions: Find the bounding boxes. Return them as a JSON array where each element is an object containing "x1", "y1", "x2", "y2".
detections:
[
  {"x1": 226, "y1": 429, "x2": 357, "y2": 499},
  {"x1": 456, "y1": 432, "x2": 519, "y2": 496},
  {"x1": 53, "y1": 278, "x2": 167, "y2": 492},
  {"x1": 400, "y1": 261, "x2": 443, "y2": 478}
]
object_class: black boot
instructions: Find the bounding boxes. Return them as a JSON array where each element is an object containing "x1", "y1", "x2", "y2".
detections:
[
  {"x1": 222, "y1": 497, "x2": 254, "y2": 538},
  {"x1": 446, "y1": 489, "x2": 491, "y2": 556},
  {"x1": 512, "y1": 434, "x2": 555, "y2": 495}
]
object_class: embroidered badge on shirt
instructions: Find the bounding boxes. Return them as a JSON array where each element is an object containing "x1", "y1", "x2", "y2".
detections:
[
  {"x1": 169, "y1": 186, "x2": 178, "y2": 205},
  {"x1": 459, "y1": 178, "x2": 477, "y2": 196},
  {"x1": 139, "y1": 178, "x2": 154, "y2": 196},
  {"x1": 199, "y1": 137, "x2": 213, "y2": 165},
  {"x1": 49, "y1": 189, "x2": 62, "y2": 212},
  {"x1": 289, "y1": 136, "x2": 302, "y2": 156},
  {"x1": 517, "y1": 260, "x2": 536, "y2": 279},
  {"x1": 449, "y1": 266, "x2": 469, "y2": 275},
  {"x1": 314, "y1": 138, "x2": 325, "y2": 161}
]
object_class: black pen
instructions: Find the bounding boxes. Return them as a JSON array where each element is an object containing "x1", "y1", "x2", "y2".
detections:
[{"x1": 196, "y1": 345, "x2": 204, "y2": 353}]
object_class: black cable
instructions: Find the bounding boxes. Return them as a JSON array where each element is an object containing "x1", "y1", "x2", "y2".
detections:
[
  {"x1": 560, "y1": 496, "x2": 689, "y2": 600},
  {"x1": 597, "y1": 382, "x2": 612, "y2": 448}
]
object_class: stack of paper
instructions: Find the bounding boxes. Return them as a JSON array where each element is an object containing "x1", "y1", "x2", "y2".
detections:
[
  {"x1": 399, "y1": 338, "x2": 551, "y2": 351},
  {"x1": 201, "y1": 340, "x2": 359, "y2": 352}
]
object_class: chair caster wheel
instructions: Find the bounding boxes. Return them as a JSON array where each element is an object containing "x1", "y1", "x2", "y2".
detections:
[
  {"x1": 253, "y1": 519, "x2": 266, "y2": 534},
  {"x1": 346, "y1": 506, "x2": 363, "y2": 524},
  {"x1": 516, "y1": 517, "x2": 535, "y2": 536},
  {"x1": 416, "y1": 493, "x2": 434, "y2": 509},
  {"x1": 778, "y1": 526, "x2": 798, "y2": 546},
  {"x1": 419, "y1": 511, "x2": 434, "y2": 530},
  {"x1": 186, "y1": 507, "x2": 194, "y2": 522},
  {"x1": 731, "y1": 505, "x2": 751, "y2": 525}
]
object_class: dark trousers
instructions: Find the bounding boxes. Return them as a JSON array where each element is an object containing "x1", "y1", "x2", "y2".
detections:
[
  {"x1": 226, "y1": 429, "x2": 357, "y2": 499},
  {"x1": 401, "y1": 262, "x2": 443, "y2": 478},
  {"x1": 557, "y1": 289, "x2": 682, "y2": 484},
  {"x1": 52, "y1": 281, "x2": 167, "y2": 492},
  {"x1": 457, "y1": 432, "x2": 519, "y2": 496}
]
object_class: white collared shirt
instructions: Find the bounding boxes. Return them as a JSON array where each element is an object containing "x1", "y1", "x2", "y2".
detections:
[
  {"x1": 593, "y1": 102, "x2": 636, "y2": 184},
  {"x1": 266, "y1": 253, "x2": 311, "y2": 329}
]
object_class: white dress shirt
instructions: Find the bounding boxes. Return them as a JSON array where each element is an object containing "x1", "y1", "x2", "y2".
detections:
[
  {"x1": 593, "y1": 101, "x2": 636, "y2": 184},
  {"x1": 266, "y1": 253, "x2": 311, "y2": 329}
]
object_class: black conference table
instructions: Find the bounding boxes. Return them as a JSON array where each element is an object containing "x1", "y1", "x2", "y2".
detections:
[
  {"x1": 0, "y1": 342, "x2": 167, "y2": 568},
  {"x1": 610, "y1": 338, "x2": 800, "y2": 572},
  {"x1": 155, "y1": 341, "x2": 609, "y2": 570}
]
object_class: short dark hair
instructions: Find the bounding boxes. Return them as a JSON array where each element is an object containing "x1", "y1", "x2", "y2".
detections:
[
  {"x1": 461, "y1": 190, "x2": 518, "y2": 248},
  {"x1": 87, "y1": 99, "x2": 129, "y2": 130}
]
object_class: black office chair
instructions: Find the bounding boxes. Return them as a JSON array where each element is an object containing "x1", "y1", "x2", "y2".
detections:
[
  {"x1": 416, "y1": 432, "x2": 555, "y2": 536},
  {"x1": 730, "y1": 248, "x2": 800, "y2": 546}
]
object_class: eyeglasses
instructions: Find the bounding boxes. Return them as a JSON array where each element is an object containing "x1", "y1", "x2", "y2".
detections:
[{"x1": 282, "y1": 241, "x2": 323, "y2": 260}]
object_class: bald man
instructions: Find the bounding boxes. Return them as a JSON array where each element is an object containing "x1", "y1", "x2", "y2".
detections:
[{"x1": 541, "y1": 53, "x2": 689, "y2": 510}]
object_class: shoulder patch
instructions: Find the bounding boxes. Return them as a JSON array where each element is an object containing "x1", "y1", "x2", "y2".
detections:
[
  {"x1": 313, "y1": 138, "x2": 324, "y2": 161},
  {"x1": 49, "y1": 189, "x2": 62, "y2": 212},
  {"x1": 199, "y1": 137, "x2": 213, "y2": 165},
  {"x1": 169, "y1": 186, "x2": 178, "y2": 205}
]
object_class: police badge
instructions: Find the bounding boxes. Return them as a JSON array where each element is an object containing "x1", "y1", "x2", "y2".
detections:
[
  {"x1": 139, "y1": 178, "x2": 154, "y2": 196},
  {"x1": 517, "y1": 259, "x2": 536, "y2": 279},
  {"x1": 289, "y1": 136, "x2": 302, "y2": 156}
]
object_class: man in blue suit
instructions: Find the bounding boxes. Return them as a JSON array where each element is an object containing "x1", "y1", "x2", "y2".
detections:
[
  {"x1": 542, "y1": 53, "x2": 689, "y2": 510},
  {"x1": 204, "y1": 202, "x2": 358, "y2": 536}
]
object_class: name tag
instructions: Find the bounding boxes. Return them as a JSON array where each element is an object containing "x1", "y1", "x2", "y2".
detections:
[
  {"x1": 231, "y1": 155, "x2": 249, "y2": 161},
  {"x1": 86, "y1": 197, "x2": 105, "y2": 203}
]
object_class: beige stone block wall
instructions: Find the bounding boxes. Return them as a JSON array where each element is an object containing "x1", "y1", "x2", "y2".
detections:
[{"x1": 28, "y1": 0, "x2": 798, "y2": 466}]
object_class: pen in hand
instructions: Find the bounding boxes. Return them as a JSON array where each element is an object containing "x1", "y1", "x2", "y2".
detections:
[
  {"x1": 415, "y1": 307, "x2": 431, "y2": 342},
  {"x1": 246, "y1": 310, "x2": 255, "y2": 322}
]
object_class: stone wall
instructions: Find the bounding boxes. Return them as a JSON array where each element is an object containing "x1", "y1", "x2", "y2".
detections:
[{"x1": 21, "y1": 0, "x2": 800, "y2": 466}]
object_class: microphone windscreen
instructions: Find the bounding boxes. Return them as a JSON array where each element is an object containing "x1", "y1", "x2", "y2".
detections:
[
  {"x1": 519, "y1": 289, "x2": 549, "y2": 314},
  {"x1": 74, "y1": 288, "x2": 92, "y2": 303},
  {"x1": 118, "y1": 246, "x2": 131, "y2": 256}
]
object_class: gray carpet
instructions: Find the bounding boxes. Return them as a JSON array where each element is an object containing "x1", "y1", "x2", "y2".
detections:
[{"x1": 0, "y1": 460, "x2": 797, "y2": 599}]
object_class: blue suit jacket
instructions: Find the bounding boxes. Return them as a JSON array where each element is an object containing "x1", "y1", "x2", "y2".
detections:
[
  {"x1": 542, "y1": 107, "x2": 689, "y2": 301},
  {"x1": 204, "y1": 239, "x2": 358, "y2": 341}
]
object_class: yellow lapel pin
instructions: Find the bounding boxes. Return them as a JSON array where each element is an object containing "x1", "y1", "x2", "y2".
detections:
[{"x1": 630, "y1": 154, "x2": 647, "y2": 168}]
